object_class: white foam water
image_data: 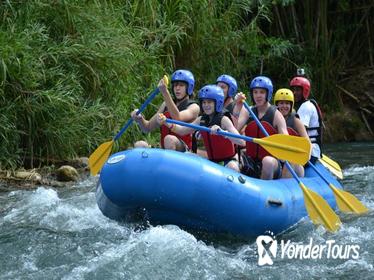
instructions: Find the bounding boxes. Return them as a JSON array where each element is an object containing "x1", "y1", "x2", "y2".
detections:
[{"x1": 1, "y1": 143, "x2": 373, "y2": 279}]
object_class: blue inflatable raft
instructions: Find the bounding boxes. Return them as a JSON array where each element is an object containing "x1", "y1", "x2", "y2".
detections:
[{"x1": 96, "y1": 148, "x2": 342, "y2": 237}]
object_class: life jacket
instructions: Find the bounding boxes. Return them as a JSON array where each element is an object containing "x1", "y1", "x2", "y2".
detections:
[
  {"x1": 199, "y1": 112, "x2": 236, "y2": 162},
  {"x1": 286, "y1": 112, "x2": 299, "y2": 136},
  {"x1": 191, "y1": 105, "x2": 234, "y2": 153},
  {"x1": 301, "y1": 99, "x2": 323, "y2": 154},
  {"x1": 245, "y1": 105, "x2": 277, "y2": 161},
  {"x1": 160, "y1": 98, "x2": 197, "y2": 149}
]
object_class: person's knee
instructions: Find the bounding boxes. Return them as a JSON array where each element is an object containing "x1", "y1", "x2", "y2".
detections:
[
  {"x1": 164, "y1": 135, "x2": 177, "y2": 150},
  {"x1": 262, "y1": 156, "x2": 277, "y2": 170},
  {"x1": 295, "y1": 164, "x2": 305, "y2": 177},
  {"x1": 134, "y1": 140, "x2": 150, "y2": 148},
  {"x1": 226, "y1": 161, "x2": 240, "y2": 172},
  {"x1": 282, "y1": 164, "x2": 304, "y2": 178},
  {"x1": 196, "y1": 149, "x2": 207, "y2": 158},
  {"x1": 261, "y1": 156, "x2": 278, "y2": 180},
  {"x1": 281, "y1": 169, "x2": 291, "y2": 178}
]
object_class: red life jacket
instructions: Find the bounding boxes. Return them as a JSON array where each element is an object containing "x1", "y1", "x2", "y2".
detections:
[
  {"x1": 160, "y1": 98, "x2": 197, "y2": 149},
  {"x1": 286, "y1": 112, "x2": 300, "y2": 136},
  {"x1": 245, "y1": 105, "x2": 277, "y2": 161},
  {"x1": 200, "y1": 112, "x2": 236, "y2": 162}
]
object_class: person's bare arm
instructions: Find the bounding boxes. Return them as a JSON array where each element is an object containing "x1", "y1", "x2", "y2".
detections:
[
  {"x1": 219, "y1": 116, "x2": 246, "y2": 146},
  {"x1": 156, "y1": 114, "x2": 200, "y2": 136},
  {"x1": 158, "y1": 77, "x2": 200, "y2": 121},
  {"x1": 274, "y1": 110, "x2": 289, "y2": 135},
  {"x1": 236, "y1": 107, "x2": 249, "y2": 132},
  {"x1": 132, "y1": 102, "x2": 166, "y2": 133},
  {"x1": 232, "y1": 92, "x2": 245, "y2": 119},
  {"x1": 179, "y1": 103, "x2": 200, "y2": 122}
]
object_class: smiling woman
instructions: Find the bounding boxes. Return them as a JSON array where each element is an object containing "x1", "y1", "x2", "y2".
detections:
[
  {"x1": 273, "y1": 88, "x2": 310, "y2": 178},
  {"x1": 201, "y1": 99, "x2": 216, "y2": 115}
]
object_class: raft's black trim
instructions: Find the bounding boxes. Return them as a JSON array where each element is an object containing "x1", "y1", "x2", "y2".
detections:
[{"x1": 267, "y1": 199, "x2": 283, "y2": 207}]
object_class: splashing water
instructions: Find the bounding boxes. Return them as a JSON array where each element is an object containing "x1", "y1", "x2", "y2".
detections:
[{"x1": 0, "y1": 143, "x2": 373, "y2": 279}]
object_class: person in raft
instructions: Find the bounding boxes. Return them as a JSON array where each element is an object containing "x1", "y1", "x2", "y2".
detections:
[
  {"x1": 216, "y1": 74, "x2": 238, "y2": 117},
  {"x1": 192, "y1": 74, "x2": 239, "y2": 156},
  {"x1": 274, "y1": 88, "x2": 310, "y2": 178},
  {"x1": 290, "y1": 76, "x2": 323, "y2": 163},
  {"x1": 157, "y1": 84, "x2": 245, "y2": 171},
  {"x1": 131, "y1": 69, "x2": 200, "y2": 151},
  {"x1": 233, "y1": 76, "x2": 289, "y2": 180}
]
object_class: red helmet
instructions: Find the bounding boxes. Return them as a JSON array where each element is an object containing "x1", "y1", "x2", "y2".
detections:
[{"x1": 290, "y1": 77, "x2": 311, "y2": 99}]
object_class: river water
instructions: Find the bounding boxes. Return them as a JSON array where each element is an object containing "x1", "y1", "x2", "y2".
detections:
[{"x1": 1, "y1": 142, "x2": 373, "y2": 279}]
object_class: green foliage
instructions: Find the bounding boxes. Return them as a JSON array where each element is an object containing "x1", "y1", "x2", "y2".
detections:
[
  {"x1": 5, "y1": 0, "x2": 369, "y2": 168},
  {"x1": 0, "y1": 0, "x2": 165, "y2": 168},
  {"x1": 1, "y1": 0, "x2": 290, "y2": 168},
  {"x1": 268, "y1": 0, "x2": 374, "y2": 111}
]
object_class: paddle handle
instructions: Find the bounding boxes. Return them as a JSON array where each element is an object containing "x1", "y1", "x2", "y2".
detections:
[
  {"x1": 243, "y1": 101, "x2": 302, "y2": 183},
  {"x1": 166, "y1": 118, "x2": 255, "y2": 143},
  {"x1": 114, "y1": 88, "x2": 160, "y2": 141}
]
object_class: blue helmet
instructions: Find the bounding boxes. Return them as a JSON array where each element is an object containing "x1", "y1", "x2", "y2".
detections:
[
  {"x1": 171, "y1": 69, "x2": 195, "y2": 95},
  {"x1": 249, "y1": 76, "x2": 274, "y2": 102},
  {"x1": 216, "y1": 74, "x2": 238, "y2": 97},
  {"x1": 198, "y1": 85, "x2": 224, "y2": 113}
]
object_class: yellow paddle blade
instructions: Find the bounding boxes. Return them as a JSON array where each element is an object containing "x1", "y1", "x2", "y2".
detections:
[
  {"x1": 320, "y1": 154, "x2": 343, "y2": 179},
  {"x1": 329, "y1": 183, "x2": 369, "y2": 214},
  {"x1": 163, "y1": 74, "x2": 169, "y2": 85},
  {"x1": 300, "y1": 183, "x2": 341, "y2": 232},
  {"x1": 322, "y1": 154, "x2": 341, "y2": 171},
  {"x1": 88, "y1": 140, "x2": 114, "y2": 176},
  {"x1": 253, "y1": 134, "x2": 311, "y2": 165}
]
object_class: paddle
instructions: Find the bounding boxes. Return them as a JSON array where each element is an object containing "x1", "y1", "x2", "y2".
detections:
[
  {"x1": 165, "y1": 118, "x2": 311, "y2": 165},
  {"x1": 308, "y1": 161, "x2": 368, "y2": 214},
  {"x1": 88, "y1": 75, "x2": 169, "y2": 175},
  {"x1": 242, "y1": 101, "x2": 341, "y2": 232},
  {"x1": 319, "y1": 154, "x2": 343, "y2": 179}
]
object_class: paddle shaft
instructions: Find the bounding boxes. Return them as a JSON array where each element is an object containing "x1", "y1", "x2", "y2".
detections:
[
  {"x1": 166, "y1": 118, "x2": 256, "y2": 143},
  {"x1": 113, "y1": 88, "x2": 160, "y2": 141},
  {"x1": 243, "y1": 102, "x2": 270, "y2": 136},
  {"x1": 243, "y1": 102, "x2": 301, "y2": 183},
  {"x1": 308, "y1": 161, "x2": 331, "y2": 185}
]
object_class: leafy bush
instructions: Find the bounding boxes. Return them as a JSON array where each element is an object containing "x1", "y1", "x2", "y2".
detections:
[{"x1": 0, "y1": 0, "x2": 294, "y2": 168}]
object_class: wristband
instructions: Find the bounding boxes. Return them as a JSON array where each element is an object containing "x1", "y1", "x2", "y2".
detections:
[{"x1": 135, "y1": 113, "x2": 143, "y2": 122}]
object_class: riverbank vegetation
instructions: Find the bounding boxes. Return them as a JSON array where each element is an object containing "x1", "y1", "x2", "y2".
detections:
[{"x1": 1, "y1": 0, "x2": 373, "y2": 169}]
